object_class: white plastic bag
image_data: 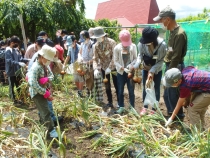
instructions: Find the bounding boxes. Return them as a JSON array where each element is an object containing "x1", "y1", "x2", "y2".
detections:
[
  {"x1": 66, "y1": 63, "x2": 74, "y2": 74},
  {"x1": 143, "y1": 81, "x2": 158, "y2": 108}
]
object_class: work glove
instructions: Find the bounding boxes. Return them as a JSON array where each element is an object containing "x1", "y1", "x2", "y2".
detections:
[
  {"x1": 105, "y1": 68, "x2": 111, "y2": 74},
  {"x1": 165, "y1": 117, "x2": 173, "y2": 127},
  {"x1": 127, "y1": 64, "x2": 133, "y2": 71},
  {"x1": 124, "y1": 68, "x2": 130, "y2": 73},
  {"x1": 94, "y1": 69, "x2": 101, "y2": 79},
  {"x1": 39, "y1": 77, "x2": 49, "y2": 85},
  {"x1": 19, "y1": 62, "x2": 26, "y2": 67},
  {"x1": 43, "y1": 90, "x2": 51, "y2": 99}
]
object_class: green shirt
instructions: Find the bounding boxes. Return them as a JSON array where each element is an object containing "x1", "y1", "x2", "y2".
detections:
[{"x1": 164, "y1": 26, "x2": 187, "y2": 69}]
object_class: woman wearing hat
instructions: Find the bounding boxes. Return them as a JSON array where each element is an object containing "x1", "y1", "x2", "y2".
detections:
[
  {"x1": 28, "y1": 45, "x2": 58, "y2": 138},
  {"x1": 134, "y1": 26, "x2": 167, "y2": 115},
  {"x1": 114, "y1": 30, "x2": 137, "y2": 114}
]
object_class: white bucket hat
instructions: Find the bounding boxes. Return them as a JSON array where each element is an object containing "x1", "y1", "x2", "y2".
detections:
[
  {"x1": 38, "y1": 45, "x2": 56, "y2": 61},
  {"x1": 91, "y1": 27, "x2": 107, "y2": 39}
]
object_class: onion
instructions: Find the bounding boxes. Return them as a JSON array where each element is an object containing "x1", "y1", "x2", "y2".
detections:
[
  {"x1": 77, "y1": 67, "x2": 82, "y2": 73},
  {"x1": 60, "y1": 70, "x2": 66, "y2": 75},
  {"x1": 103, "y1": 77, "x2": 108, "y2": 83},
  {"x1": 133, "y1": 76, "x2": 138, "y2": 83}
]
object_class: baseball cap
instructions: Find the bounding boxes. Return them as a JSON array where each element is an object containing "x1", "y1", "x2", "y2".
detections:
[
  {"x1": 140, "y1": 27, "x2": 159, "y2": 44},
  {"x1": 36, "y1": 36, "x2": 45, "y2": 46},
  {"x1": 55, "y1": 44, "x2": 64, "y2": 61},
  {"x1": 66, "y1": 35, "x2": 72, "y2": 46},
  {"x1": 153, "y1": 6, "x2": 175, "y2": 21},
  {"x1": 162, "y1": 68, "x2": 182, "y2": 87},
  {"x1": 38, "y1": 31, "x2": 47, "y2": 36},
  {"x1": 119, "y1": 30, "x2": 132, "y2": 47}
]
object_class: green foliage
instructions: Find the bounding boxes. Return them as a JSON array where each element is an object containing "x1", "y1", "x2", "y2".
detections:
[
  {"x1": 97, "y1": 19, "x2": 121, "y2": 42},
  {"x1": 177, "y1": 8, "x2": 210, "y2": 22}
]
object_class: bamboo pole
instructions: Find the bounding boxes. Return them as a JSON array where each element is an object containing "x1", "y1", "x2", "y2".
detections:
[{"x1": 18, "y1": 15, "x2": 27, "y2": 51}]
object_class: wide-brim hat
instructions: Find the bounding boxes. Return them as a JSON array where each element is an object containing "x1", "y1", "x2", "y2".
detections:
[
  {"x1": 91, "y1": 27, "x2": 107, "y2": 39},
  {"x1": 38, "y1": 45, "x2": 56, "y2": 61},
  {"x1": 140, "y1": 26, "x2": 159, "y2": 44}
]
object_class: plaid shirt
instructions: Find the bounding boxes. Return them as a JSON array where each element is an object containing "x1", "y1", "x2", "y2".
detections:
[
  {"x1": 93, "y1": 37, "x2": 116, "y2": 71},
  {"x1": 180, "y1": 66, "x2": 210, "y2": 95},
  {"x1": 28, "y1": 61, "x2": 53, "y2": 98}
]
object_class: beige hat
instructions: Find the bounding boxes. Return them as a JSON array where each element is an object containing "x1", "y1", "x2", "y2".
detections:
[{"x1": 38, "y1": 45, "x2": 56, "y2": 61}]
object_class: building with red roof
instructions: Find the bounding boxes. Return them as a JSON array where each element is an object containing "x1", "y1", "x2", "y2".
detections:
[{"x1": 95, "y1": 0, "x2": 159, "y2": 26}]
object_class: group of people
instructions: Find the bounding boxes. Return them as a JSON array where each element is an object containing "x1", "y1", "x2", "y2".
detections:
[{"x1": 1, "y1": 5, "x2": 210, "y2": 139}]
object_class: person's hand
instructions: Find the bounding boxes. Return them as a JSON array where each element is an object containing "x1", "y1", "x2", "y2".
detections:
[
  {"x1": 43, "y1": 90, "x2": 51, "y2": 99},
  {"x1": 19, "y1": 62, "x2": 26, "y2": 67},
  {"x1": 105, "y1": 68, "x2": 111, "y2": 74},
  {"x1": 127, "y1": 64, "x2": 134, "y2": 71},
  {"x1": 94, "y1": 69, "x2": 101, "y2": 79},
  {"x1": 47, "y1": 96, "x2": 53, "y2": 101},
  {"x1": 39, "y1": 77, "x2": 49, "y2": 85},
  {"x1": 148, "y1": 72, "x2": 154, "y2": 80},
  {"x1": 165, "y1": 117, "x2": 173, "y2": 127},
  {"x1": 121, "y1": 67, "x2": 124, "y2": 71},
  {"x1": 124, "y1": 68, "x2": 130, "y2": 73}
]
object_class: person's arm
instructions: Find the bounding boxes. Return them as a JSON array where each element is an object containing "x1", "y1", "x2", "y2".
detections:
[
  {"x1": 28, "y1": 66, "x2": 46, "y2": 95},
  {"x1": 46, "y1": 66, "x2": 54, "y2": 81},
  {"x1": 108, "y1": 40, "x2": 117, "y2": 69},
  {"x1": 171, "y1": 97, "x2": 186, "y2": 120},
  {"x1": 113, "y1": 45, "x2": 123, "y2": 70},
  {"x1": 5, "y1": 49, "x2": 19, "y2": 67},
  {"x1": 169, "y1": 34, "x2": 187, "y2": 69},
  {"x1": 150, "y1": 42, "x2": 167, "y2": 74},
  {"x1": 92, "y1": 44, "x2": 99, "y2": 70},
  {"x1": 64, "y1": 56, "x2": 70, "y2": 66}
]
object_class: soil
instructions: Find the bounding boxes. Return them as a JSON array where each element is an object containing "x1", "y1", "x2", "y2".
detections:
[{"x1": 1, "y1": 82, "x2": 210, "y2": 157}]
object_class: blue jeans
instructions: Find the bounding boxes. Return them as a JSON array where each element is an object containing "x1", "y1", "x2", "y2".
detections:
[
  {"x1": 163, "y1": 63, "x2": 185, "y2": 118},
  {"x1": 142, "y1": 70, "x2": 162, "y2": 110},
  {"x1": 117, "y1": 72, "x2": 135, "y2": 107}
]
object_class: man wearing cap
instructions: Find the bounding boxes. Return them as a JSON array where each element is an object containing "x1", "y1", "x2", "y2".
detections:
[
  {"x1": 153, "y1": 6, "x2": 187, "y2": 119},
  {"x1": 163, "y1": 66, "x2": 210, "y2": 130},
  {"x1": 114, "y1": 30, "x2": 137, "y2": 114},
  {"x1": 92, "y1": 27, "x2": 118, "y2": 108},
  {"x1": 134, "y1": 26, "x2": 167, "y2": 115},
  {"x1": 24, "y1": 36, "x2": 45, "y2": 59}
]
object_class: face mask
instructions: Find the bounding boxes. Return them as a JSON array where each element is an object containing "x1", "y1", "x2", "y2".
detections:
[
  {"x1": 44, "y1": 60, "x2": 51, "y2": 66},
  {"x1": 13, "y1": 44, "x2": 18, "y2": 48},
  {"x1": 160, "y1": 23, "x2": 167, "y2": 30},
  {"x1": 97, "y1": 37, "x2": 103, "y2": 43}
]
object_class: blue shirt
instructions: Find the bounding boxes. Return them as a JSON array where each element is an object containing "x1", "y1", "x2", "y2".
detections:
[{"x1": 67, "y1": 44, "x2": 80, "y2": 64}]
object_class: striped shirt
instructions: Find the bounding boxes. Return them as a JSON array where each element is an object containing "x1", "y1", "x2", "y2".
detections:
[
  {"x1": 28, "y1": 60, "x2": 53, "y2": 98},
  {"x1": 180, "y1": 66, "x2": 210, "y2": 98}
]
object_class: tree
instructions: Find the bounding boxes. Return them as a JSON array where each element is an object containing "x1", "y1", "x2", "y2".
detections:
[{"x1": 0, "y1": 0, "x2": 85, "y2": 41}]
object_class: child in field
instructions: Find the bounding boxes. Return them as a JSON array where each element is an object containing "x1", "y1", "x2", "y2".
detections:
[{"x1": 28, "y1": 45, "x2": 58, "y2": 138}]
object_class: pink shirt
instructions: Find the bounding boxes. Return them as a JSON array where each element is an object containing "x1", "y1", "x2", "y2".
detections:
[{"x1": 24, "y1": 43, "x2": 37, "y2": 59}]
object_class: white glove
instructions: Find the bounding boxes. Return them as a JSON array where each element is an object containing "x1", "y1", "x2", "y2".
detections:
[
  {"x1": 19, "y1": 62, "x2": 26, "y2": 67},
  {"x1": 124, "y1": 68, "x2": 130, "y2": 73},
  {"x1": 94, "y1": 69, "x2": 101, "y2": 79},
  {"x1": 165, "y1": 117, "x2": 173, "y2": 127},
  {"x1": 127, "y1": 64, "x2": 133, "y2": 71},
  {"x1": 105, "y1": 68, "x2": 111, "y2": 74}
]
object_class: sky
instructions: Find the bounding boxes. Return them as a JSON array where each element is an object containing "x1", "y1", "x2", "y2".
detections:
[{"x1": 83, "y1": 0, "x2": 210, "y2": 20}]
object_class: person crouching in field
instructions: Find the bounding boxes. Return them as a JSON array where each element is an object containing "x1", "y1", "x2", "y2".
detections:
[
  {"x1": 164, "y1": 66, "x2": 210, "y2": 131},
  {"x1": 28, "y1": 45, "x2": 58, "y2": 138}
]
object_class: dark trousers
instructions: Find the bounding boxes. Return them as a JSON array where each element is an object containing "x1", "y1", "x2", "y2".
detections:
[
  {"x1": 0, "y1": 71, "x2": 5, "y2": 83},
  {"x1": 8, "y1": 76, "x2": 21, "y2": 101},
  {"x1": 101, "y1": 69, "x2": 119, "y2": 104},
  {"x1": 142, "y1": 70, "x2": 162, "y2": 108},
  {"x1": 163, "y1": 63, "x2": 185, "y2": 117},
  {"x1": 117, "y1": 72, "x2": 135, "y2": 107},
  {"x1": 33, "y1": 94, "x2": 54, "y2": 131}
]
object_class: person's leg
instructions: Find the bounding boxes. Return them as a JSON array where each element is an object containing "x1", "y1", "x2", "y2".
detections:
[
  {"x1": 47, "y1": 101, "x2": 57, "y2": 121},
  {"x1": 142, "y1": 70, "x2": 148, "y2": 108},
  {"x1": 8, "y1": 76, "x2": 15, "y2": 101},
  {"x1": 33, "y1": 94, "x2": 55, "y2": 132},
  {"x1": 152, "y1": 71, "x2": 162, "y2": 110},
  {"x1": 101, "y1": 69, "x2": 112, "y2": 106},
  {"x1": 188, "y1": 93, "x2": 210, "y2": 130},
  {"x1": 127, "y1": 74, "x2": 135, "y2": 108},
  {"x1": 111, "y1": 69, "x2": 119, "y2": 104},
  {"x1": 117, "y1": 73, "x2": 126, "y2": 108}
]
